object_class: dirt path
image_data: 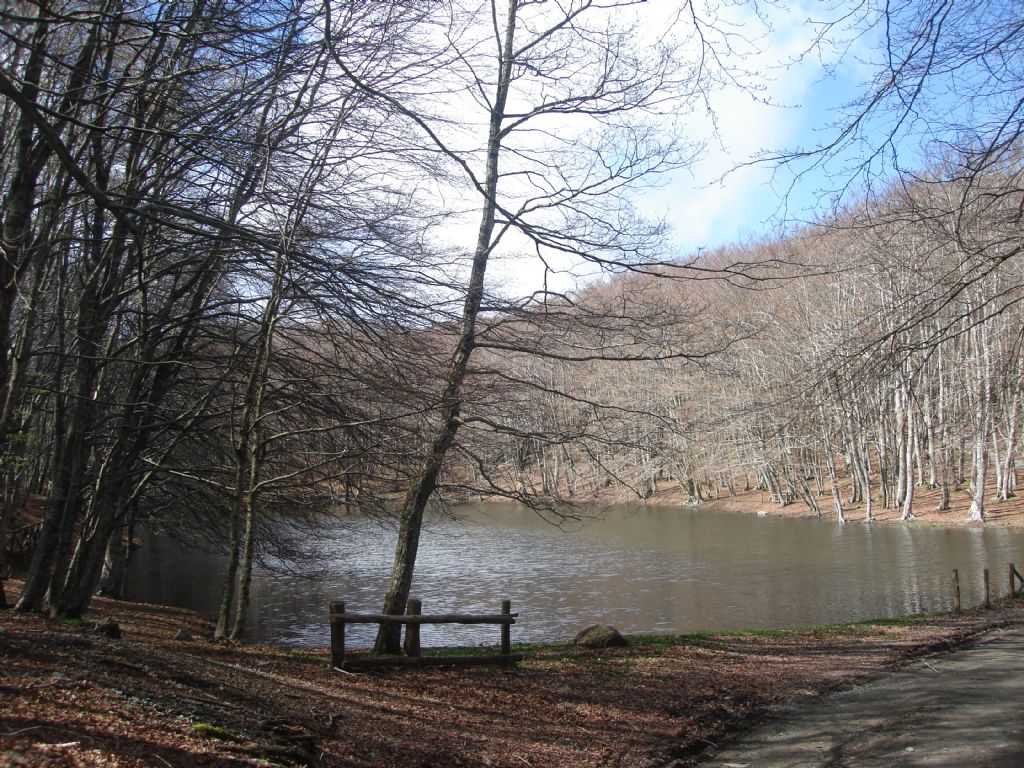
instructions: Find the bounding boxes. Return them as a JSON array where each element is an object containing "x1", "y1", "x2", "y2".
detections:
[{"x1": 698, "y1": 625, "x2": 1024, "y2": 768}]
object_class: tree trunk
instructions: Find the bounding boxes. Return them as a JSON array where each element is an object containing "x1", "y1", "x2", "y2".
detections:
[
  {"x1": 998, "y1": 350, "x2": 1022, "y2": 500},
  {"x1": 215, "y1": 499, "x2": 243, "y2": 640},
  {"x1": 229, "y1": 497, "x2": 257, "y2": 641},
  {"x1": 373, "y1": 2, "x2": 517, "y2": 655},
  {"x1": 936, "y1": 349, "x2": 951, "y2": 511},
  {"x1": 818, "y1": 406, "x2": 845, "y2": 523},
  {"x1": 893, "y1": 387, "x2": 907, "y2": 509},
  {"x1": 900, "y1": 407, "x2": 916, "y2": 521},
  {"x1": 54, "y1": 485, "x2": 129, "y2": 617},
  {"x1": 968, "y1": 323, "x2": 992, "y2": 522}
]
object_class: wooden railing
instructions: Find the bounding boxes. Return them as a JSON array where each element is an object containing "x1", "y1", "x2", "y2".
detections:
[
  {"x1": 7, "y1": 521, "x2": 42, "y2": 560},
  {"x1": 328, "y1": 598, "x2": 521, "y2": 670},
  {"x1": 1007, "y1": 563, "x2": 1023, "y2": 598},
  {"x1": 951, "y1": 563, "x2": 1024, "y2": 611}
]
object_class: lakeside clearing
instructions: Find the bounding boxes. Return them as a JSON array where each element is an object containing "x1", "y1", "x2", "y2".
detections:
[
  {"x1": 647, "y1": 477, "x2": 1024, "y2": 529},
  {"x1": 3, "y1": 582, "x2": 1024, "y2": 767}
]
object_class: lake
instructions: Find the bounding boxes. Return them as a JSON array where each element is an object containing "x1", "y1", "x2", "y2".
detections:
[{"x1": 125, "y1": 502, "x2": 1024, "y2": 648}]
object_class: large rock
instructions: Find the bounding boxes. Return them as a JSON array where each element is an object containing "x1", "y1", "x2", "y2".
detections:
[{"x1": 573, "y1": 624, "x2": 627, "y2": 648}]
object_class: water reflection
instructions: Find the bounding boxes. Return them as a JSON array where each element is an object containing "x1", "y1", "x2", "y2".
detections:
[{"x1": 126, "y1": 503, "x2": 1024, "y2": 648}]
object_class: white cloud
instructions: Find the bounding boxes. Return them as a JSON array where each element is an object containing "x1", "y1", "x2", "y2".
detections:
[
  {"x1": 428, "y1": 1, "x2": 878, "y2": 299},
  {"x1": 647, "y1": 1, "x2": 876, "y2": 260}
]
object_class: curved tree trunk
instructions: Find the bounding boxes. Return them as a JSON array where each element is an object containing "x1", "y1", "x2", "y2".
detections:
[{"x1": 373, "y1": 1, "x2": 517, "y2": 656}]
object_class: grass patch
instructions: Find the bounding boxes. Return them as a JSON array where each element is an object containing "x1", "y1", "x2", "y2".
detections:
[
  {"x1": 623, "y1": 628, "x2": 793, "y2": 650},
  {"x1": 274, "y1": 648, "x2": 324, "y2": 665},
  {"x1": 422, "y1": 644, "x2": 503, "y2": 658},
  {"x1": 378, "y1": 639, "x2": 565, "y2": 659},
  {"x1": 623, "y1": 632, "x2": 703, "y2": 649},
  {"x1": 621, "y1": 614, "x2": 956, "y2": 653},
  {"x1": 333, "y1": 603, "x2": 1006, "y2": 667},
  {"x1": 190, "y1": 723, "x2": 240, "y2": 742}
]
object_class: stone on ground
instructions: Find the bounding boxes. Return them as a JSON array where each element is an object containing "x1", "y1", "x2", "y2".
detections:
[{"x1": 574, "y1": 625, "x2": 627, "y2": 648}]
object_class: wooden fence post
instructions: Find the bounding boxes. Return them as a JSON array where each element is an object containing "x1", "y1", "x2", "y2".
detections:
[
  {"x1": 326, "y1": 598, "x2": 521, "y2": 671},
  {"x1": 500, "y1": 599, "x2": 511, "y2": 658},
  {"x1": 984, "y1": 568, "x2": 991, "y2": 609},
  {"x1": 330, "y1": 601, "x2": 345, "y2": 668},
  {"x1": 952, "y1": 569, "x2": 961, "y2": 613},
  {"x1": 404, "y1": 598, "x2": 422, "y2": 657}
]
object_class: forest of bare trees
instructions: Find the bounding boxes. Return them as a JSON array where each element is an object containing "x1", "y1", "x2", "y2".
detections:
[
  {"x1": 1, "y1": 0, "x2": 1022, "y2": 648},
  {"x1": 506, "y1": 162, "x2": 1022, "y2": 526},
  {"x1": 0, "y1": 0, "x2": 459, "y2": 626}
]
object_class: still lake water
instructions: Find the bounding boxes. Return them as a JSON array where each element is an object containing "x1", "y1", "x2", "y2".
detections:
[{"x1": 126, "y1": 503, "x2": 1024, "y2": 649}]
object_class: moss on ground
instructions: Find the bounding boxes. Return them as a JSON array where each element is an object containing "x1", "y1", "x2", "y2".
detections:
[{"x1": 190, "y1": 722, "x2": 240, "y2": 742}]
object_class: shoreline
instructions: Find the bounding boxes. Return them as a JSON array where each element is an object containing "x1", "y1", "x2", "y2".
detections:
[
  {"x1": 639, "y1": 479, "x2": 1024, "y2": 528},
  {"x1": 3, "y1": 583, "x2": 1024, "y2": 767}
]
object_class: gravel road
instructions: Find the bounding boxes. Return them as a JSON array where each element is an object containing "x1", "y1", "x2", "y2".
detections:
[{"x1": 699, "y1": 625, "x2": 1024, "y2": 768}]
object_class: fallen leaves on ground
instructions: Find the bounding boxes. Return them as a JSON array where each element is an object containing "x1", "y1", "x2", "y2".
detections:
[{"x1": 3, "y1": 586, "x2": 1023, "y2": 768}]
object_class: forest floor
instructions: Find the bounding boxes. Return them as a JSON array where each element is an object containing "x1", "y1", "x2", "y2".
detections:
[
  {"x1": 3, "y1": 583, "x2": 1024, "y2": 768},
  {"x1": 648, "y1": 478, "x2": 1024, "y2": 528}
]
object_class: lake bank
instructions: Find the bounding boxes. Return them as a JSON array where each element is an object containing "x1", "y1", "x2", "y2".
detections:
[
  {"x1": 4, "y1": 585, "x2": 1024, "y2": 767},
  {"x1": 644, "y1": 476, "x2": 1024, "y2": 529}
]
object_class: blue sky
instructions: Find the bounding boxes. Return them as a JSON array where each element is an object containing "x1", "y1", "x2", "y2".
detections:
[{"x1": 486, "y1": 1, "x2": 886, "y2": 297}]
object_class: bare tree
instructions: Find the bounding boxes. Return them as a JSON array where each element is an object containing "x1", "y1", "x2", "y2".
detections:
[
  {"x1": 323, "y1": 0, "x2": 754, "y2": 654},
  {"x1": 3, "y1": 0, "x2": 449, "y2": 617}
]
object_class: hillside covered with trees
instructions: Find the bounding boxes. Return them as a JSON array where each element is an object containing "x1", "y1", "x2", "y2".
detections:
[{"x1": 476, "y1": 163, "x2": 1024, "y2": 526}]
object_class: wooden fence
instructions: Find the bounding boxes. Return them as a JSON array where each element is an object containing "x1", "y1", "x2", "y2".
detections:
[
  {"x1": 951, "y1": 563, "x2": 1024, "y2": 612},
  {"x1": 6, "y1": 521, "x2": 42, "y2": 561},
  {"x1": 328, "y1": 598, "x2": 521, "y2": 670}
]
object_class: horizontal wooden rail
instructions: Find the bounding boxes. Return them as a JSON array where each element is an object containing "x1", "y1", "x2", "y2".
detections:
[
  {"x1": 7, "y1": 522, "x2": 42, "y2": 558},
  {"x1": 329, "y1": 612, "x2": 517, "y2": 625},
  {"x1": 329, "y1": 598, "x2": 518, "y2": 671},
  {"x1": 340, "y1": 653, "x2": 525, "y2": 670}
]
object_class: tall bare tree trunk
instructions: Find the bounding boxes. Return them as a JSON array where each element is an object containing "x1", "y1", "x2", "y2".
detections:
[
  {"x1": 998, "y1": 348, "x2": 1022, "y2": 500},
  {"x1": 968, "y1": 322, "x2": 992, "y2": 522},
  {"x1": 373, "y1": 3, "x2": 517, "y2": 655},
  {"x1": 936, "y1": 350, "x2": 951, "y2": 510},
  {"x1": 215, "y1": 495, "x2": 243, "y2": 640},
  {"x1": 900, "y1": 412, "x2": 915, "y2": 521}
]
